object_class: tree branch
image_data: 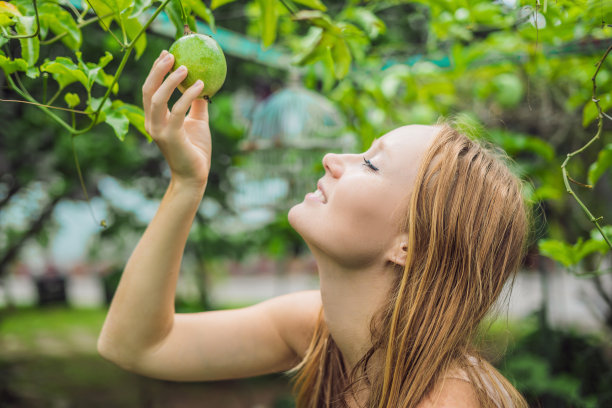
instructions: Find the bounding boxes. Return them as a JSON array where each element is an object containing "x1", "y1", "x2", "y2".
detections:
[
  {"x1": 0, "y1": 181, "x2": 22, "y2": 210},
  {"x1": 0, "y1": 194, "x2": 63, "y2": 277},
  {"x1": 560, "y1": 42, "x2": 612, "y2": 251}
]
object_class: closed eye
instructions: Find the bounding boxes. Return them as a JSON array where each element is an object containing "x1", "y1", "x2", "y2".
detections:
[{"x1": 363, "y1": 157, "x2": 379, "y2": 172}]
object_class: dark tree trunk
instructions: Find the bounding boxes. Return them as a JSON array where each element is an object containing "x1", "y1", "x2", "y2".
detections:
[{"x1": 0, "y1": 194, "x2": 63, "y2": 277}]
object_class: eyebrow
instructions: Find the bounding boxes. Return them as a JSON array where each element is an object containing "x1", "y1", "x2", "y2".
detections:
[{"x1": 371, "y1": 137, "x2": 386, "y2": 152}]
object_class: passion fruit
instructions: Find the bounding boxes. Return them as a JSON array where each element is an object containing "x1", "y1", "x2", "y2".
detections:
[{"x1": 169, "y1": 33, "x2": 227, "y2": 100}]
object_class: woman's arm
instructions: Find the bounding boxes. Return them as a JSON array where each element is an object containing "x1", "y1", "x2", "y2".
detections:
[
  {"x1": 97, "y1": 178, "x2": 202, "y2": 369},
  {"x1": 97, "y1": 50, "x2": 321, "y2": 381}
]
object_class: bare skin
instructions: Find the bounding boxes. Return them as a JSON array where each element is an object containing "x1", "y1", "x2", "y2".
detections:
[{"x1": 97, "y1": 50, "x2": 479, "y2": 407}]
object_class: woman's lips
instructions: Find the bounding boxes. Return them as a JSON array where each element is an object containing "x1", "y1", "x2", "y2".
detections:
[{"x1": 305, "y1": 181, "x2": 327, "y2": 203}]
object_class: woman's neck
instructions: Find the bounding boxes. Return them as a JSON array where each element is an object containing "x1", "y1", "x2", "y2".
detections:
[{"x1": 315, "y1": 256, "x2": 396, "y2": 370}]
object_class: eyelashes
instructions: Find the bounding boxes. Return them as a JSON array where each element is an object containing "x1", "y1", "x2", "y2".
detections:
[{"x1": 363, "y1": 156, "x2": 379, "y2": 172}]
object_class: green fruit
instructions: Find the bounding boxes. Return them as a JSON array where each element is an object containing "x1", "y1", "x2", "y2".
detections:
[{"x1": 169, "y1": 33, "x2": 227, "y2": 100}]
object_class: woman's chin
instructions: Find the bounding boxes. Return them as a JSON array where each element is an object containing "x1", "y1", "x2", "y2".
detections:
[
  {"x1": 287, "y1": 201, "x2": 314, "y2": 240},
  {"x1": 287, "y1": 202, "x2": 302, "y2": 229}
]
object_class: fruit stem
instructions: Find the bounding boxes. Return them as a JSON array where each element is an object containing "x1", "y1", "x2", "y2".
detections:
[{"x1": 183, "y1": 24, "x2": 194, "y2": 36}]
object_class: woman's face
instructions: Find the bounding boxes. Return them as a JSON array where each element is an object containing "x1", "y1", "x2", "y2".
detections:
[{"x1": 288, "y1": 125, "x2": 437, "y2": 269}]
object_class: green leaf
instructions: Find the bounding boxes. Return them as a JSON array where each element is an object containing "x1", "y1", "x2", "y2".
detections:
[
  {"x1": 588, "y1": 143, "x2": 612, "y2": 186},
  {"x1": 489, "y1": 130, "x2": 555, "y2": 161},
  {"x1": 258, "y1": 0, "x2": 278, "y2": 48},
  {"x1": 75, "y1": 51, "x2": 118, "y2": 92},
  {"x1": 582, "y1": 101, "x2": 598, "y2": 128},
  {"x1": 97, "y1": 51, "x2": 114, "y2": 69},
  {"x1": 186, "y1": 0, "x2": 216, "y2": 32},
  {"x1": 292, "y1": 0, "x2": 327, "y2": 11},
  {"x1": 292, "y1": 10, "x2": 336, "y2": 32},
  {"x1": 39, "y1": 3, "x2": 81, "y2": 51},
  {"x1": 112, "y1": 101, "x2": 150, "y2": 141},
  {"x1": 64, "y1": 92, "x2": 80, "y2": 108},
  {"x1": 0, "y1": 0, "x2": 20, "y2": 33},
  {"x1": 492, "y1": 73, "x2": 524, "y2": 108},
  {"x1": 295, "y1": 30, "x2": 335, "y2": 66},
  {"x1": 105, "y1": 108, "x2": 130, "y2": 141},
  {"x1": 88, "y1": 96, "x2": 111, "y2": 111},
  {"x1": 87, "y1": 96, "x2": 111, "y2": 124},
  {"x1": 41, "y1": 57, "x2": 88, "y2": 89},
  {"x1": 539, "y1": 236, "x2": 609, "y2": 267},
  {"x1": 210, "y1": 0, "x2": 237, "y2": 10},
  {"x1": 320, "y1": 46, "x2": 335, "y2": 91},
  {"x1": 25, "y1": 65, "x2": 38, "y2": 78},
  {"x1": 0, "y1": 55, "x2": 27, "y2": 76},
  {"x1": 0, "y1": 13, "x2": 15, "y2": 28},
  {"x1": 331, "y1": 38, "x2": 351, "y2": 79},
  {"x1": 86, "y1": 0, "x2": 115, "y2": 29},
  {"x1": 538, "y1": 239, "x2": 576, "y2": 267},
  {"x1": 340, "y1": 7, "x2": 385, "y2": 39},
  {"x1": 99, "y1": 0, "x2": 132, "y2": 14},
  {"x1": 121, "y1": 16, "x2": 146, "y2": 59},
  {"x1": 14, "y1": 15, "x2": 39, "y2": 65},
  {"x1": 166, "y1": 0, "x2": 186, "y2": 39},
  {"x1": 590, "y1": 225, "x2": 612, "y2": 246},
  {"x1": 129, "y1": 0, "x2": 153, "y2": 18},
  {"x1": 336, "y1": 22, "x2": 365, "y2": 39},
  {"x1": 575, "y1": 238, "x2": 609, "y2": 260},
  {"x1": 472, "y1": 2, "x2": 503, "y2": 24},
  {"x1": 86, "y1": 99, "x2": 147, "y2": 141},
  {"x1": 531, "y1": 184, "x2": 563, "y2": 201},
  {"x1": 0, "y1": 1, "x2": 20, "y2": 16}
]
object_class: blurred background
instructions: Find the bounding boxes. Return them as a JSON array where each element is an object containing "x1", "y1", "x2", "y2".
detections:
[{"x1": 1, "y1": 0, "x2": 612, "y2": 407}]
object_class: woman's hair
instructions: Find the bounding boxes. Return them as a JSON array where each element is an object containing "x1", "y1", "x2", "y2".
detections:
[{"x1": 291, "y1": 121, "x2": 532, "y2": 407}]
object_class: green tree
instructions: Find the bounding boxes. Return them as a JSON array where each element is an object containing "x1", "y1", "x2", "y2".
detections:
[
  {"x1": 2, "y1": 0, "x2": 612, "y2": 403},
  {"x1": 1, "y1": 0, "x2": 611, "y2": 335}
]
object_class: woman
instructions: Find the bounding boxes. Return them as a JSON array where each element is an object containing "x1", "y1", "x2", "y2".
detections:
[{"x1": 98, "y1": 50, "x2": 531, "y2": 408}]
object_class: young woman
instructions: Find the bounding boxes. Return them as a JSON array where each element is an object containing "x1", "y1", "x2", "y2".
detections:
[{"x1": 98, "y1": 50, "x2": 531, "y2": 408}]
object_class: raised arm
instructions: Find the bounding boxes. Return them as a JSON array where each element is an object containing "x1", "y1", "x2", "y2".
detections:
[{"x1": 97, "y1": 50, "x2": 321, "y2": 381}]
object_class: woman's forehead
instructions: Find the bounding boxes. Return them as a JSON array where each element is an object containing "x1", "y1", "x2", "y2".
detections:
[
  {"x1": 382, "y1": 124, "x2": 437, "y2": 139},
  {"x1": 376, "y1": 125, "x2": 438, "y2": 151}
]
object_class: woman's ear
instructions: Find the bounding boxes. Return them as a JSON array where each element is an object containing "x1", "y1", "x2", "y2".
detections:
[{"x1": 386, "y1": 234, "x2": 409, "y2": 267}]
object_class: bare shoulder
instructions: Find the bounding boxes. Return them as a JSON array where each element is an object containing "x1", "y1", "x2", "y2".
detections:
[
  {"x1": 256, "y1": 290, "x2": 322, "y2": 358},
  {"x1": 418, "y1": 378, "x2": 480, "y2": 408}
]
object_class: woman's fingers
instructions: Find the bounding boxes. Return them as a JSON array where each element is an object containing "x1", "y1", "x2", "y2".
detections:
[
  {"x1": 142, "y1": 51, "x2": 173, "y2": 114},
  {"x1": 149, "y1": 65, "x2": 189, "y2": 132},
  {"x1": 188, "y1": 97, "x2": 209, "y2": 122},
  {"x1": 168, "y1": 80, "x2": 205, "y2": 129}
]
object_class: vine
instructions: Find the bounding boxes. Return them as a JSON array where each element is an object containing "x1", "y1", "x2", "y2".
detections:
[
  {"x1": 3, "y1": 0, "x2": 173, "y2": 136},
  {"x1": 561, "y1": 43, "x2": 612, "y2": 250}
]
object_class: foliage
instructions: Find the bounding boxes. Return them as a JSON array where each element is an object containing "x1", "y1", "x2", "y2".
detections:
[
  {"x1": 1, "y1": 0, "x2": 612, "y2": 349},
  {"x1": 539, "y1": 226, "x2": 612, "y2": 270},
  {"x1": 498, "y1": 317, "x2": 612, "y2": 407},
  {"x1": 1, "y1": 0, "x2": 610, "y2": 228}
]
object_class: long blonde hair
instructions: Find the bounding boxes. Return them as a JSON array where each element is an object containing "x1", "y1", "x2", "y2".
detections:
[{"x1": 291, "y1": 122, "x2": 531, "y2": 407}]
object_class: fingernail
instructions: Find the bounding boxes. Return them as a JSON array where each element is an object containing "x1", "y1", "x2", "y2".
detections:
[
  {"x1": 159, "y1": 50, "x2": 166, "y2": 57},
  {"x1": 177, "y1": 65, "x2": 187, "y2": 73},
  {"x1": 164, "y1": 54, "x2": 173, "y2": 63},
  {"x1": 195, "y1": 80, "x2": 203, "y2": 88}
]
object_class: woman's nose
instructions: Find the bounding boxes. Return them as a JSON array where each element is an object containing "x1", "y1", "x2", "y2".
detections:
[{"x1": 322, "y1": 153, "x2": 344, "y2": 178}]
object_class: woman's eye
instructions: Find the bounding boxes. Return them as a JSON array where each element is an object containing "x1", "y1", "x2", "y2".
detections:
[{"x1": 362, "y1": 157, "x2": 379, "y2": 172}]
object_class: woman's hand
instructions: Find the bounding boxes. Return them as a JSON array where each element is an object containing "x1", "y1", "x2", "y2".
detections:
[{"x1": 142, "y1": 50, "x2": 211, "y2": 189}]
